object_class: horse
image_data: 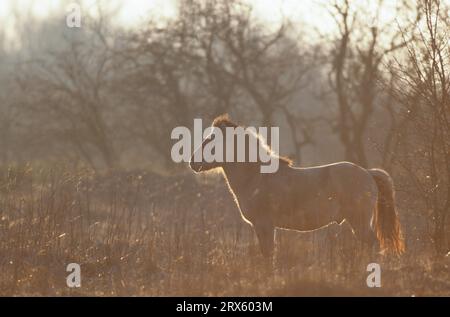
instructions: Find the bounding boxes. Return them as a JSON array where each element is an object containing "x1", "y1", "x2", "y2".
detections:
[{"x1": 189, "y1": 114, "x2": 405, "y2": 258}]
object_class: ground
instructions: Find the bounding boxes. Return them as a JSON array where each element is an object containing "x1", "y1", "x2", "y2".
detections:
[{"x1": 0, "y1": 165, "x2": 449, "y2": 296}]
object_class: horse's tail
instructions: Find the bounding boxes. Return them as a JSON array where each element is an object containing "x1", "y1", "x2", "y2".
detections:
[{"x1": 368, "y1": 169, "x2": 405, "y2": 255}]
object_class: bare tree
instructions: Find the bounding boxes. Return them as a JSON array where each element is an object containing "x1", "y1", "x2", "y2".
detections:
[
  {"x1": 389, "y1": 0, "x2": 450, "y2": 254},
  {"x1": 17, "y1": 16, "x2": 120, "y2": 169},
  {"x1": 188, "y1": 0, "x2": 315, "y2": 161},
  {"x1": 325, "y1": 0, "x2": 417, "y2": 167},
  {"x1": 119, "y1": 0, "x2": 316, "y2": 165}
]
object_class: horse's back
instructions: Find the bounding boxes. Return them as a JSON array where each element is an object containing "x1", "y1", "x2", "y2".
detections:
[
  {"x1": 325, "y1": 161, "x2": 377, "y2": 195},
  {"x1": 278, "y1": 161, "x2": 377, "y2": 227},
  {"x1": 292, "y1": 161, "x2": 375, "y2": 187}
]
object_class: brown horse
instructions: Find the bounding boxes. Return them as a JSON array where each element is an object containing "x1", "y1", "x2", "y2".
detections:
[{"x1": 189, "y1": 115, "x2": 405, "y2": 258}]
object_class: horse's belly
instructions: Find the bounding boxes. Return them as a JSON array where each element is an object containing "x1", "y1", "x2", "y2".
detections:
[
  {"x1": 276, "y1": 202, "x2": 341, "y2": 232},
  {"x1": 278, "y1": 220, "x2": 322, "y2": 232}
]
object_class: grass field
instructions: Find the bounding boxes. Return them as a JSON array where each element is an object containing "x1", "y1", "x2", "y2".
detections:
[{"x1": 0, "y1": 165, "x2": 449, "y2": 296}]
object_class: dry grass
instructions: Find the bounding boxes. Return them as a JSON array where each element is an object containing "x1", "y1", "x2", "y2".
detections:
[{"x1": 0, "y1": 165, "x2": 449, "y2": 296}]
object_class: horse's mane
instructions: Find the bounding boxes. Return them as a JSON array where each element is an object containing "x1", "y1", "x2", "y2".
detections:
[
  {"x1": 212, "y1": 114, "x2": 294, "y2": 167},
  {"x1": 212, "y1": 114, "x2": 238, "y2": 128}
]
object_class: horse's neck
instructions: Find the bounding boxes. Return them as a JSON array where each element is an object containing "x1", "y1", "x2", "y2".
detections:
[{"x1": 222, "y1": 165, "x2": 260, "y2": 195}]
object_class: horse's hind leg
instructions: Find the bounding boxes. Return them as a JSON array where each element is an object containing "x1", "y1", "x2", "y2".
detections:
[
  {"x1": 352, "y1": 218, "x2": 377, "y2": 253},
  {"x1": 342, "y1": 199, "x2": 378, "y2": 259}
]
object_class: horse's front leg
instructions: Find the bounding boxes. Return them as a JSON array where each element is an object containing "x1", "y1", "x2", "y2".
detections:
[{"x1": 253, "y1": 221, "x2": 275, "y2": 259}]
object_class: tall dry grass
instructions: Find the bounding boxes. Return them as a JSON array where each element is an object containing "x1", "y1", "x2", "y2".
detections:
[{"x1": 0, "y1": 165, "x2": 448, "y2": 296}]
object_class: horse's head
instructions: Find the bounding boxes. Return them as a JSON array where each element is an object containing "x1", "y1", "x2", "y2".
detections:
[
  {"x1": 189, "y1": 114, "x2": 292, "y2": 174},
  {"x1": 189, "y1": 114, "x2": 237, "y2": 173}
]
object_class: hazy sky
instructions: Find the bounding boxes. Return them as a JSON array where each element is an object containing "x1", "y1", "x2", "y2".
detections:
[
  {"x1": 0, "y1": 0, "x2": 417, "y2": 46},
  {"x1": 0, "y1": 0, "x2": 316, "y2": 25}
]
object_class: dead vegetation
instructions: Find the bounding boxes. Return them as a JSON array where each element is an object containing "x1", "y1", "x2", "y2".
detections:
[{"x1": 0, "y1": 165, "x2": 448, "y2": 296}]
